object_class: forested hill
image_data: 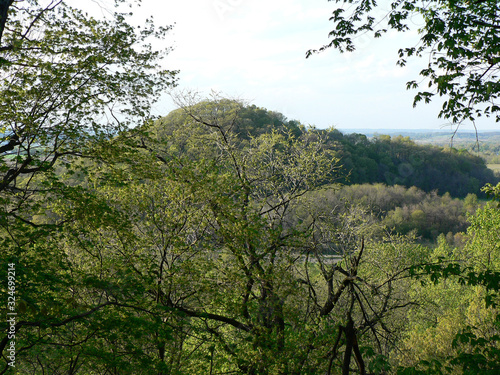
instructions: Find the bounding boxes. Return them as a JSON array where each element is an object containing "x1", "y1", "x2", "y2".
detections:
[
  {"x1": 155, "y1": 100, "x2": 498, "y2": 197},
  {"x1": 324, "y1": 131, "x2": 499, "y2": 197}
]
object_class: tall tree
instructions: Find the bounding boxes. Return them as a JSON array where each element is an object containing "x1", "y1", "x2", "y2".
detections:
[
  {"x1": 0, "y1": 1, "x2": 176, "y2": 373},
  {"x1": 0, "y1": 0, "x2": 176, "y2": 206},
  {"x1": 88, "y1": 95, "x2": 425, "y2": 374}
]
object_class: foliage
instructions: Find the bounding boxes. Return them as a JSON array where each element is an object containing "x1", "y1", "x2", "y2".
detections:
[
  {"x1": 320, "y1": 131, "x2": 498, "y2": 197},
  {"x1": 309, "y1": 0, "x2": 500, "y2": 125},
  {"x1": 2, "y1": 1, "x2": 500, "y2": 373},
  {"x1": 0, "y1": 0, "x2": 177, "y2": 216},
  {"x1": 307, "y1": 183, "x2": 481, "y2": 241},
  {"x1": 305, "y1": 206, "x2": 428, "y2": 374},
  {"x1": 0, "y1": 93, "x2": 436, "y2": 374},
  {"x1": 395, "y1": 195, "x2": 500, "y2": 374},
  {"x1": 0, "y1": 0, "x2": 177, "y2": 373},
  {"x1": 140, "y1": 93, "x2": 344, "y2": 374},
  {"x1": 2, "y1": 82, "x2": 498, "y2": 372},
  {"x1": 158, "y1": 104, "x2": 499, "y2": 197},
  {"x1": 2, "y1": 93, "x2": 337, "y2": 373}
]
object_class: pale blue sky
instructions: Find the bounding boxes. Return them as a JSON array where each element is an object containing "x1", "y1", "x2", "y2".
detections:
[{"x1": 117, "y1": 0, "x2": 498, "y2": 131}]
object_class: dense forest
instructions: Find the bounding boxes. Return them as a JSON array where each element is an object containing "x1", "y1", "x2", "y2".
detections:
[
  {"x1": 159, "y1": 101, "x2": 498, "y2": 197},
  {"x1": 159, "y1": 100, "x2": 496, "y2": 241},
  {"x1": 331, "y1": 132, "x2": 498, "y2": 197},
  {"x1": 1, "y1": 1, "x2": 500, "y2": 375},
  {"x1": 2, "y1": 95, "x2": 499, "y2": 374}
]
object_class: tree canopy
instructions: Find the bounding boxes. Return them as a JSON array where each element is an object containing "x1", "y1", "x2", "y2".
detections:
[
  {"x1": 1, "y1": 1, "x2": 500, "y2": 373},
  {"x1": 308, "y1": 0, "x2": 500, "y2": 126},
  {"x1": 0, "y1": 0, "x2": 177, "y2": 200},
  {"x1": 156, "y1": 102, "x2": 499, "y2": 197},
  {"x1": 0, "y1": 2, "x2": 177, "y2": 372}
]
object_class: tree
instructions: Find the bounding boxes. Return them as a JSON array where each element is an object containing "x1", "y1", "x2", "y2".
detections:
[
  {"x1": 0, "y1": 0, "x2": 14, "y2": 44},
  {"x1": 110, "y1": 95, "x2": 428, "y2": 374},
  {"x1": 301, "y1": 198, "x2": 429, "y2": 374},
  {"x1": 148, "y1": 93, "x2": 342, "y2": 374},
  {"x1": 0, "y1": 92, "x2": 342, "y2": 373},
  {"x1": 0, "y1": 92, "x2": 446, "y2": 373},
  {"x1": 0, "y1": 1, "x2": 177, "y2": 372},
  {"x1": 0, "y1": 0, "x2": 176, "y2": 209},
  {"x1": 308, "y1": 0, "x2": 500, "y2": 126},
  {"x1": 394, "y1": 184, "x2": 500, "y2": 374}
]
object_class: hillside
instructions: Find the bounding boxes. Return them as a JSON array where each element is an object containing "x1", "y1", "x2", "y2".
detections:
[
  {"x1": 155, "y1": 102, "x2": 499, "y2": 197},
  {"x1": 323, "y1": 132, "x2": 498, "y2": 197}
]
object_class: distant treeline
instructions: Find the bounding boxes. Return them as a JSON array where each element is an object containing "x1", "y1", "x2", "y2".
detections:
[
  {"x1": 403, "y1": 131, "x2": 500, "y2": 164},
  {"x1": 156, "y1": 102, "x2": 499, "y2": 197}
]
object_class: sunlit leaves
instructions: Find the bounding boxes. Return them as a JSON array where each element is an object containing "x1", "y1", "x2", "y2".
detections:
[
  {"x1": 0, "y1": 1, "x2": 177, "y2": 372},
  {"x1": 0, "y1": 0, "x2": 177, "y2": 202}
]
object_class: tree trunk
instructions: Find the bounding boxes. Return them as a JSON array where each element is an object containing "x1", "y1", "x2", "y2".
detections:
[{"x1": 0, "y1": 0, "x2": 13, "y2": 45}]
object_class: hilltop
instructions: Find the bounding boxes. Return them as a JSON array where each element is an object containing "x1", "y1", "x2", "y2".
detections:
[{"x1": 155, "y1": 101, "x2": 499, "y2": 197}]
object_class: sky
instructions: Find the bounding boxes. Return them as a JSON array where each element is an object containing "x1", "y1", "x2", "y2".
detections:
[{"x1": 108, "y1": 0, "x2": 498, "y2": 132}]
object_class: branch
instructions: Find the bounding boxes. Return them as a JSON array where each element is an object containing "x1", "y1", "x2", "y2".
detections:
[
  {"x1": 320, "y1": 275, "x2": 356, "y2": 316},
  {"x1": 0, "y1": 133, "x2": 20, "y2": 154},
  {"x1": 19, "y1": 0, "x2": 63, "y2": 42},
  {"x1": 0, "y1": 155, "x2": 32, "y2": 192},
  {"x1": 473, "y1": 19, "x2": 500, "y2": 30},
  {"x1": 167, "y1": 300, "x2": 252, "y2": 332},
  {"x1": 0, "y1": 301, "x2": 116, "y2": 357}
]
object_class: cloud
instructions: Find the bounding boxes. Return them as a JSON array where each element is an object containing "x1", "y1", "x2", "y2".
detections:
[{"x1": 143, "y1": 0, "x2": 483, "y2": 130}]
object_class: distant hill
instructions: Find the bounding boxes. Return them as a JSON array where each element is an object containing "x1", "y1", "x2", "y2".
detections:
[
  {"x1": 341, "y1": 130, "x2": 500, "y2": 166},
  {"x1": 340, "y1": 128, "x2": 500, "y2": 147},
  {"x1": 322, "y1": 132, "x2": 499, "y2": 197},
  {"x1": 155, "y1": 101, "x2": 499, "y2": 197}
]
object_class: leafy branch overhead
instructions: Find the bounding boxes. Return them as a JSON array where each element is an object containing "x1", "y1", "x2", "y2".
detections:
[
  {"x1": 309, "y1": 0, "x2": 500, "y2": 124},
  {"x1": 0, "y1": 0, "x2": 177, "y2": 196}
]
